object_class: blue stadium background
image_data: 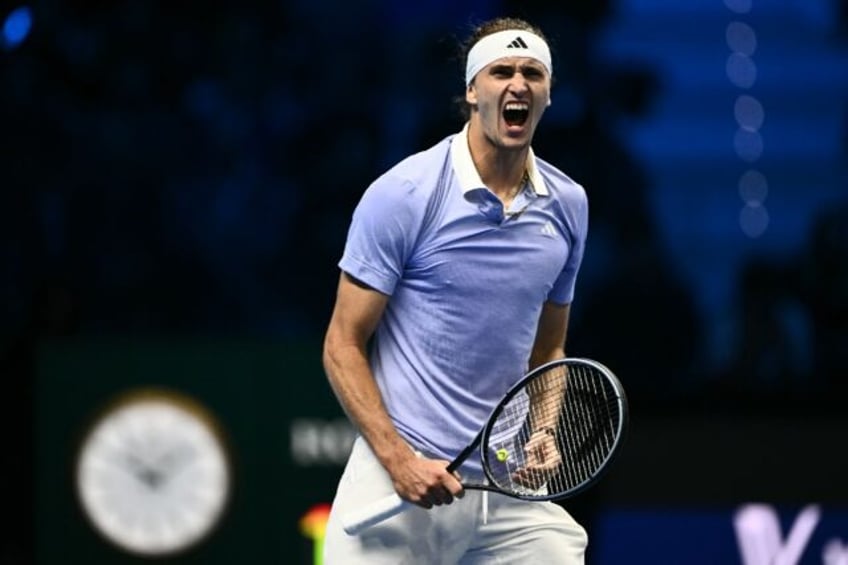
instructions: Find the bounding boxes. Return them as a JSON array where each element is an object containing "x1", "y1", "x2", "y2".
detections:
[{"x1": 2, "y1": 0, "x2": 847, "y2": 563}]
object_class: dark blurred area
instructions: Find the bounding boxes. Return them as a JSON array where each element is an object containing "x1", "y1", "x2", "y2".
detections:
[{"x1": 2, "y1": 0, "x2": 847, "y2": 563}]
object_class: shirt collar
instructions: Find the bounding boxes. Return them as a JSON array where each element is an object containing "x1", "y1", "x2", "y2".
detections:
[{"x1": 450, "y1": 122, "x2": 549, "y2": 196}]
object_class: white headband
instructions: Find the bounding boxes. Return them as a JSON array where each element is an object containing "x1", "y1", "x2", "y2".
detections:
[{"x1": 465, "y1": 29, "x2": 552, "y2": 86}]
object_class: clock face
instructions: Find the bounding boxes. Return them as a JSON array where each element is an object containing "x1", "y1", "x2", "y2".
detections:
[{"x1": 75, "y1": 390, "x2": 231, "y2": 557}]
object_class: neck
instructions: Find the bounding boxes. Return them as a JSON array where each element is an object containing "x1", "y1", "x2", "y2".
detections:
[{"x1": 466, "y1": 121, "x2": 530, "y2": 198}]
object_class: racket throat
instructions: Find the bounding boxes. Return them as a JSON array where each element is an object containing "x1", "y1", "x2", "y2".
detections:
[{"x1": 446, "y1": 431, "x2": 483, "y2": 474}]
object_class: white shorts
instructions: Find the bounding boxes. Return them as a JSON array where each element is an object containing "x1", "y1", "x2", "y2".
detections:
[{"x1": 323, "y1": 437, "x2": 588, "y2": 564}]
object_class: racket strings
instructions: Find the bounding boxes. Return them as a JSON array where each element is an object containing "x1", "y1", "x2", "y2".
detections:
[
  {"x1": 556, "y1": 366, "x2": 619, "y2": 492},
  {"x1": 485, "y1": 362, "x2": 623, "y2": 498}
]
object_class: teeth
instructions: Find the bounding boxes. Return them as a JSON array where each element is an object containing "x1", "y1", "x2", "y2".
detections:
[{"x1": 505, "y1": 102, "x2": 529, "y2": 111}]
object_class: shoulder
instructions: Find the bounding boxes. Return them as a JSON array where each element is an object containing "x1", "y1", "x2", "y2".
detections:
[
  {"x1": 355, "y1": 135, "x2": 454, "y2": 221},
  {"x1": 534, "y1": 156, "x2": 589, "y2": 238},
  {"x1": 373, "y1": 135, "x2": 454, "y2": 197},
  {"x1": 534, "y1": 157, "x2": 587, "y2": 205}
]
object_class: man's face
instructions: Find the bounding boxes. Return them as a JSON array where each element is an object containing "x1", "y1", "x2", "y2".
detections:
[{"x1": 466, "y1": 56, "x2": 551, "y2": 150}]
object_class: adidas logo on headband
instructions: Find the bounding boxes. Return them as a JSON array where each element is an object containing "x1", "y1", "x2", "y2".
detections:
[{"x1": 506, "y1": 36, "x2": 529, "y2": 49}]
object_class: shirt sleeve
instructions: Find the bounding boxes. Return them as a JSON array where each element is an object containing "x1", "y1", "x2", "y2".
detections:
[
  {"x1": 338, "y1": 174, "x2": 428, "y2": 296},
  {"x1": 548, "y1": 187, "x2": 589, "y2": 305}
]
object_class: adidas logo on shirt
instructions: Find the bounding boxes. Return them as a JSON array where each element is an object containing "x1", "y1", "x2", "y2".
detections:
[
  {"x1": 541, "y1": 221, "x2": 557, "y2": 238},
  {"x1": 506, "y1": 36, "x2": 529, "y2": 49}
]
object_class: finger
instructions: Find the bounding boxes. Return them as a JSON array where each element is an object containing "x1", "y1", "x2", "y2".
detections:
[
  {"x1": 455, "y1": 483, "x2": 466, "y2": 499},
  {"x1": 414, "y1": 496, "x2": 434, "y2": 509},
  {"x1": 512, "y1": 466, "x2": 545, "y2": 489},
  {"x1": 445, "y1": 479, "x2": 463, "y2": 503},
  {"x1": 429, "y1": 486, "x2": 456, "y2": 506},
  {"x1": 432, "y1": 488, "x2": 451, "y2": 505},
  {"x1": 410, "y1": 485, "x2": 437, "y2": 509},
  {"x1": 446, "y1": 473, "x2": 465, "y2": 499}
]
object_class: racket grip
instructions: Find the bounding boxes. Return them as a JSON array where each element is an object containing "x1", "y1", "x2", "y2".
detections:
[{"x1": 342, "y1": 493, "x2": 411, "y2": 536}]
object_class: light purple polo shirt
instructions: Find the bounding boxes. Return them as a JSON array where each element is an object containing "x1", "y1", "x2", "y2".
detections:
[{"x1": 339, "y1": 124, "x2": 589, "y2": 471}]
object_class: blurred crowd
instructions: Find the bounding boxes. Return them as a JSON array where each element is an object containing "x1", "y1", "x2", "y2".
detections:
[{"x1": 2, "y1": 0, "x2": 847, "y2": 411}]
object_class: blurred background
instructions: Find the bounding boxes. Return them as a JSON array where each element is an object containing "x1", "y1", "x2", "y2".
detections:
[{"x1": 2, "y1": 0, "x2": 847, "y2": 563}]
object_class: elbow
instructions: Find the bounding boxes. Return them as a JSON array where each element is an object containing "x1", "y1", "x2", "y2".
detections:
[
  {"x1": 322, "y1": 326, "x2": 355, "y2": 383},
  {"x1": 322, "y1": 329, "x2": 339, "y2": 378}
]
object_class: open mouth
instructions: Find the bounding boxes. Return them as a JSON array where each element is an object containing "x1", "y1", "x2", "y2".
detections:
[{"x1": 503, "y1": 102, "x2": 530, "y2": 127}]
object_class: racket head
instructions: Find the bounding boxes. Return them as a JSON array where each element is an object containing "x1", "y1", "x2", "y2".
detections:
[{"x1": 479, "y1": 358, "x2": 628, "y2": 501}]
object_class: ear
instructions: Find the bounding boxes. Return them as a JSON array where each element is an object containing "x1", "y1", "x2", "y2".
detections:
[{"x1": 466, "y1": 83, "x2": 477, "y2": 105}]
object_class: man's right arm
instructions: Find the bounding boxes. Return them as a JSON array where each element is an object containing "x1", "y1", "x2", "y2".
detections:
[{"x1": 322, "y1": 272, "x2": 462, "y2": 508}]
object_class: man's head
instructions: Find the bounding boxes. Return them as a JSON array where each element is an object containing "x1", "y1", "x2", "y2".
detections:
[{"x1": 459, "y1": 18, "x2": 553, "y2": 149}]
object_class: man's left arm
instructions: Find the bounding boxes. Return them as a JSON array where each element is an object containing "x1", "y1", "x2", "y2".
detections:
[
  {"x1": 529, "y1": 301, "x2": 570, "y2": 369},
  {"x1": 513, "y1": 301, "x2": 572, "y2": 486}
]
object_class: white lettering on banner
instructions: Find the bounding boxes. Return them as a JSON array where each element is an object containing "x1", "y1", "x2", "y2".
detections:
[
  {"x1": 823, "y1": 539, "x2": 848, "y2": 565},
  {"x1": 734, "y1": 504, "x2": 820, "y2": 565},
  {"x1": 290, "y1": 419, "x2": 356, "y2": 466}
]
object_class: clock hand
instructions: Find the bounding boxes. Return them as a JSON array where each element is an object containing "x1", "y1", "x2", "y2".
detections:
[
  {"x1": 153, "y1": 444, "x2": 197, "y2": 480},
  {"x1": 122, "y1": 453, "x2": 165, "y2": 489}
]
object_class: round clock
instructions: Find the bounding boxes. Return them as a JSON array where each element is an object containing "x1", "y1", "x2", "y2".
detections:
[{"x1": 75, "y1": 388, "x2": 232, "y2": 557}]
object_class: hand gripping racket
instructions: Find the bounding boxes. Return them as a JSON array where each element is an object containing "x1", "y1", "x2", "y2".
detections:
[{"x1": 342, "y1": 357, "x2": 628, "y2": 535}]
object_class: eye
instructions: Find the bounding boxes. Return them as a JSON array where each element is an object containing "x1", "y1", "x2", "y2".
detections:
[
  {"x1": 490, "y1": 66, "x2": 514, "y2": 78},
  {"x1": 521, "y1": 66, "x2": 545, "y2": 80}
]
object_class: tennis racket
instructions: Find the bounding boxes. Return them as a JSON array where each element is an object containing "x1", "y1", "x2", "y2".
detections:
[{"x1": 342, "y1": 357, "x2": 628, "y2": 535}]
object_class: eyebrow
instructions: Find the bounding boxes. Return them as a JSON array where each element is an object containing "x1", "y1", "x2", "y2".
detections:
[{"x1": 489, "y1": 63, "x2": 546, "y2": 75}]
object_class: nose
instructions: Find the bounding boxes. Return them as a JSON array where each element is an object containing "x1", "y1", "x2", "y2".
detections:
[{"x1": 508, "y1": 73, "x2": 529, "y2": 95}]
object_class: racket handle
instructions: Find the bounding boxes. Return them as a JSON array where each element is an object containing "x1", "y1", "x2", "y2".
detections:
[{"x1": 342, "y1": 493, "x2": 411, "y2": 535}]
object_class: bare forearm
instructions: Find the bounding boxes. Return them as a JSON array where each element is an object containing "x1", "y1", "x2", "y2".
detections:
[
  {"x1": 323, "y1": 342, "x2": 413, "y2": 467},
  {"x1": 321, "y1": 273, "x2": 463, "y2": 506},
  {"x1": 528, "y1": 300, "x2": 569, "y2": 434},
  {"x1": 528, "y1": 366, "x2": 566, "y2": 433}
]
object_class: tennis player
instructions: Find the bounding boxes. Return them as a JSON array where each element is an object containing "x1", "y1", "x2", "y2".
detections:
[{"x1": 322, "y1": 16, "x2": 590, "y2": 563}]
